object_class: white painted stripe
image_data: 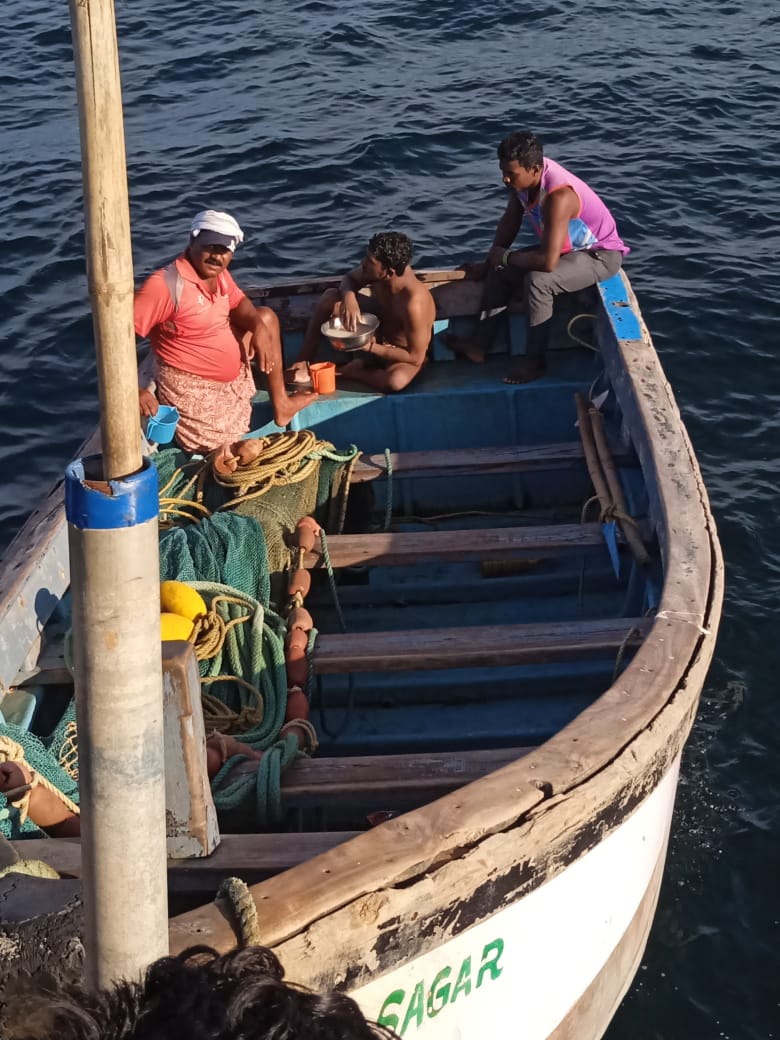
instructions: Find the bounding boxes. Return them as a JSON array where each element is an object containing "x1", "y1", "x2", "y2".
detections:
[{"x1": 351, "y1": 758, "x2": 680, "y2": 1039}]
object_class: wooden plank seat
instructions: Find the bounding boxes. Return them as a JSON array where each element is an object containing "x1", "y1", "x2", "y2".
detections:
[
  {"x1": 349, "y1": 442, "x2": 589, "y2": 484},
  {"x1": 220, "y1": 746, "x2": 533, "y2": 810},
  {"x1": 305, "y1": 521, "x2": 621, "y2": 570},
  {"x1": 11, "y1": 832, "x2": 359, "y2": 891},
  {"x1": 312, "y1": 616, "x2": 653, "y2": 674}
]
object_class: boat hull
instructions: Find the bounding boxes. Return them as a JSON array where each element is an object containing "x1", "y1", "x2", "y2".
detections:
[
  {"x1": 1, "y1": 271, "x2": 723, "y2": 1040},
  {"x1": 350, "y1": 758, "x2": 679, "y2": 1039}
]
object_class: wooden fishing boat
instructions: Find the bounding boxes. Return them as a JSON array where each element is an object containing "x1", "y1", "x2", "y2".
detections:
[{"x1": 0, "y1": 268, "x2": 722, "y2": 1039}]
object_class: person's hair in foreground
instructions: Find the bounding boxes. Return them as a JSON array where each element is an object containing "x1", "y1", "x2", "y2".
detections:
[
  {"x1": 496, "y1": 130, "x2": 544, "y2": 169},
  {"x1": 11, "y1": 945, "x2": 399, "y2": 1040},
  {"x1": 367, "y1": 231, "x2": 413, "y2": 276}
]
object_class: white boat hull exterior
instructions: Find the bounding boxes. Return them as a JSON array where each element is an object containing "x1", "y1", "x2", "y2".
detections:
[{"x1": 351, "y1": 757, "x2": 680, "y2": 1039}]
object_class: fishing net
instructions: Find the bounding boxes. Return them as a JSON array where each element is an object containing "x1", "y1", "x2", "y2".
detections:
[
  {"x1": 3, "y1": 431, "x2": 353, "y2": 838},
  {"x1": 159, "y1": 513, "x2": 271, "y2": 607},
  {"x1": 152, "y1": 431, "x2": 358, "y2": 608},
  {"x1": 0, "y1": 715, "x2": 80, "y2": 840}
]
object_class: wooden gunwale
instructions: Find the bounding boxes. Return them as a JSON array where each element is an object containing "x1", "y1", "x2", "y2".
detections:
[{"x1": 168, "y1": 271, "x2": 723, "y2": 997}]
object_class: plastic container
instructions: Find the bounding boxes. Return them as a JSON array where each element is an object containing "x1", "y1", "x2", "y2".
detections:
[
  {"x1": 310, "y1": 362, "x2": 336, "y2": 393},
  {"x1": 145, "y1": 405, "x2": 180, "y2": 444}
]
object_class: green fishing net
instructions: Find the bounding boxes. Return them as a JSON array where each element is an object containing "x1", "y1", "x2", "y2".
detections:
[
  {"x1": 0, "y1": 713, "x2": 80, "y2": 840},
  {"x1": 151, "y1": 434, "x2": 358, "y2": 609}
]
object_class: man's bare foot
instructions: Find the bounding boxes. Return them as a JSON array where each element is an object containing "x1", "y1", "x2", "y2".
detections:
[
  {"x1": 442, "y1": 331, "x2": 486, "y2": 364},
  {"x1": 273, "y1": 388, "x2": 318, "y2": 427},
  {"x1": 504, "y1": 357, "x2": 547, "y2": 384}
]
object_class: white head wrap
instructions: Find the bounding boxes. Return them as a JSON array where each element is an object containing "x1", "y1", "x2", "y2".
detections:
[{"x1": 189, "y1": 210, "x2": 244, "y2": 252}]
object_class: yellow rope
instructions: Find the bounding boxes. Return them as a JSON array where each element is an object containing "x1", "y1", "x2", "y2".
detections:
[
  {"x1": 0, "y1": 859, "x2": 60, "y2": 881},
  {"x1": 280, "y1": 718, "x2": 319, "y2": 755},
  {"x1": 0, "y1": 735, "x2": 80, "y2": 824},
  {"x1": 57, "y1": 721, "x2": 79, "y2": 782},
  {"x1": 215, "y1": 876, "x2": 261, "y2": 947},
  {"x1": 201, "y1": 676, "x2": 265, "y2": 734},
  {"x1": 191, "y1": 596, "x2": 252, "y2": 661},
  {"x1": 191, "y1": 595, "x2": 265, "y2": 735},
  {"x1": 211, "y1": 431, "x2": 321, "y2": 503}
]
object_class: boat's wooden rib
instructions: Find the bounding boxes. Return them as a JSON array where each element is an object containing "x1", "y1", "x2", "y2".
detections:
[
  {"x1": 349, "y1": 441, "x2": 591, "y2": 483},
  {"x1": 11, "y1": 832, "x2": 360, "y2": 890},
  {"x1": 219, "y1": 746, "x2": 535, "y2": 808},
  {"x1": 312, "y1": 617, "x2": 652, "y2": 674},
  {"x1": 304, "y1": 522, "x2": 635, "y2": 569}
]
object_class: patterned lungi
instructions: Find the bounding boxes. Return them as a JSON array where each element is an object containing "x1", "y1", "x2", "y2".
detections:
[{"x1": 155, "y1": 358, "x2": 256, "y2": 453}]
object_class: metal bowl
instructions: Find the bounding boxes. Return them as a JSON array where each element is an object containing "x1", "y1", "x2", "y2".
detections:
[{"x1": 321, "y1": 312, "x2": 379, "y2": 351}]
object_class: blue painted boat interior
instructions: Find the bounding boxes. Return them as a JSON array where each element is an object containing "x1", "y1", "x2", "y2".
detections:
[
  {"x1": 241, "y1": 298, "x2": 660, "y2": 765},
  {"x1": 20, "y1": 281, "x2": 661, "y2": 834}
]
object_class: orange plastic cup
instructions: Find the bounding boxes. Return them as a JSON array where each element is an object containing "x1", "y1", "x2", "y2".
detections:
[{"x1": 310, "y1": 362, "x2": 336, "y2": 393}]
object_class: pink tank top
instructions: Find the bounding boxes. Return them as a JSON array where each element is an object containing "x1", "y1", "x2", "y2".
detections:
[{"x1": 518, "y1": 157, "x2": 629, "y2": 255}]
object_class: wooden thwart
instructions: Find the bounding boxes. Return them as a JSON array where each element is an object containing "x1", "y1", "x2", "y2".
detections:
[
  {"x1": 313, "y1": 616, "x2": 652, "y2": 674},
  {"x1": 350, "y1": 442, "x2": 589, "y2": 483},
  {"x1": 306, "y1": 522, "x2": 612, "y2": 569},
  {"x1": 221, "y1": 746, "x2": 534, "y2": 808},
  {"x1": 11, "y1": 832, "x2": 359, "y2": 891}
]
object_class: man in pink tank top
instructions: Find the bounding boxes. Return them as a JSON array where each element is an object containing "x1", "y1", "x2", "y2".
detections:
[{"x1": 445, "y1": 131, "x2": 628, "y2": 383}]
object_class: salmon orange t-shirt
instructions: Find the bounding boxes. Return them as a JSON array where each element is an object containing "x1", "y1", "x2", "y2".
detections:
[{"x1": 134, "y1": 254, "x2": 246, "y2": 382}]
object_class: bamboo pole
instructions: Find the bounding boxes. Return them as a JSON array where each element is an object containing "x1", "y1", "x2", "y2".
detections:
[
  {"x1": 574, "y1": 393, "x2": 650, "y2": 567},
  {"x1": 588, "y1": 404, "x2": 651, "y2": 566},
  {"x1": 69, "y1": 0, "x2": 141, "y2": 483},
  {"x1": 67, "y1": 0, "x2": 168, "y2": 987},
  {"x1": 574, "y1": 392, "x2": 612, "y2": 508}
]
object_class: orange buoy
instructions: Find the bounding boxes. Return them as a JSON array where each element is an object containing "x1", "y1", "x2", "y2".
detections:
[
  {"x1": 288, "y1": 568, "x2": 311, "y2": 599},
  {"x1": 286, "y1": 656, "x2": 308, "y2": 688},
  {"x1": 205, "y1": 733, "x2": 262, "y2": 779},
  {"x1": 234, "y1": 439, "x2": 263, "y2": 467},
  {"x1": 287, "y1": 606, "x2": 314, "y2": 633},
  {"x1": 297, "y1": 515, "x2": 320, "y2": 536},
  {"x1": 295, "y1": 525, "x2": 317, "y2": 552},
  {"x1": 285, "y1": 628, "x2": 308, "y2": 655},
  {"x1": 285, "y1": 686, "x2": 310, "y2": 722}
]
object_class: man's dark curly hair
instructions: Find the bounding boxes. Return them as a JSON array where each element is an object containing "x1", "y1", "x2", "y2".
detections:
[
  {"x1": 10, "y1": 945, "x2": 399, "y2": 1040},
  {"x1": 497, "y1": 131, "x2": 544, "y2": 169},
  {"x1": 367, "y1": 232, "x2": 413, "y2": 276}
]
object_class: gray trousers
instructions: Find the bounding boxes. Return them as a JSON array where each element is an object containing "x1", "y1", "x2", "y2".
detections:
[{"x1": 475, "y1": 248, "x2": 624, "y2": 358}]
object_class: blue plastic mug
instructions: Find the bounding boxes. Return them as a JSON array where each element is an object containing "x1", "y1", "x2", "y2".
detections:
[{"x1": 145, "y1": 405, "x2": 180, "y2": 444}]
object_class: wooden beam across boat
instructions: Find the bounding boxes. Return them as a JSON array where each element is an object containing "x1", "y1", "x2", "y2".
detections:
[
  {"x1": 219, "y1": 746, "x2": 535, "y2": 808},
  {"x1": 305, "y1": 521, "x2": 624, "y2": 569},
  {"x1": 349, "y1": 441, "x2": 590, "y2": 483},
  {"x1": 11, "y1": 831, "x2": 359, "y2": 891},
  {"x1": 312, "y1": 616, "x2": 652, "y2": 674}
]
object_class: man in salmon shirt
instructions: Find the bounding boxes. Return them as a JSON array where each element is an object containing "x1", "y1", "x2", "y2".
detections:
[
  {"x1": 134, "y1": 210, "x2": 315, "y2": 454},
  {"x1": 445, "y1": 130, "x2": 629, "y2": 383}
]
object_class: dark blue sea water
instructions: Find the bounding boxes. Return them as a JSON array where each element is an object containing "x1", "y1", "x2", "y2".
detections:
[{"x1": 2, "y1": 1, "x2": 778, "y2": 1035}]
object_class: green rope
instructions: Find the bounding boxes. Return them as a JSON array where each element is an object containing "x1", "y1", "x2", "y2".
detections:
[
  {"x1": 318, "y1": 531, "x2": 347, "y2": 633},
  {"x1": 383, "y1": 447, "x2": 393, "y2": 531},
  {"x1": 190, "y1": 582, "x2": 288, "y2": 751},
  {"x1": 305, "y1": 627, "x2": 318, "y2": 696},
  {"x1": 211, "y1": 731, "x2": 305, "y2": 827}
]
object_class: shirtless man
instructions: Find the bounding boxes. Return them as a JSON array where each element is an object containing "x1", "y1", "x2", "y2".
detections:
[
  {"x1": 445, "y1": 131, "x2": 628, "y2": 383},
  {"x1": 294, "y1": 232, "x2": 435, "y2": 393}
]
